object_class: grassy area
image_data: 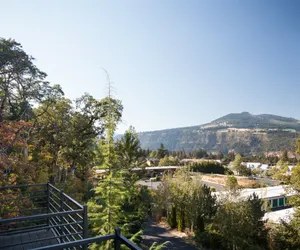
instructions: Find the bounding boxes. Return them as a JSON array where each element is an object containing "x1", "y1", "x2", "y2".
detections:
[{"x1": 200, "y1": 174, "x2": 257, "y2": 188}]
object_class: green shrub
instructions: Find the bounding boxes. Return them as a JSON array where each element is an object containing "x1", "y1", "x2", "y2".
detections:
[
  {"x1": 190, "y1": 161, "x2": 225, "y2": 174},
  {"x1": 194, "y1": 230, "x2": 222, "y2": 250},
  {"x1": 224, "y1": 168, "x2": 234, "y2": 175},
  {"x1": 251, "y1": 182, "x2": 267, "y2": 188},
  {"x1": 167, "y1": 206, "x2": 177, "y2": 228}
]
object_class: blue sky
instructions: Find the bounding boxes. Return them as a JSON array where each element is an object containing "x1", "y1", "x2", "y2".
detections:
[{"x1": 2, "y1": 1, "x2": 299, "y2": 133}]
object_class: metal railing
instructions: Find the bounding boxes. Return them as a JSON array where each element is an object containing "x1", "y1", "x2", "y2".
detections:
[
  {"x1": 0, "y1": 183, "x2": 141, "y2": 250},
  {"x1": 47, "y1": 183, "x2": 88, "y2": 244},
  {"x1": 31, "y1": 228, "x2": 142, "y2": 250}
]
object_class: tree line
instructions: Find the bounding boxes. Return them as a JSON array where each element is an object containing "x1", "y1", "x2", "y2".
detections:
[
  {"x1": 154, "y1": 164, "x2": 300, "y2": 250},
  {"x1": 0, "y1": 38, "x2": 164, "y2": 249}
]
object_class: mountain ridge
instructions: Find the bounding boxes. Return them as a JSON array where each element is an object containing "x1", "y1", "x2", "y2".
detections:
[{"x1": 137, "y1": 112, "x2": 300, "y2": 154}]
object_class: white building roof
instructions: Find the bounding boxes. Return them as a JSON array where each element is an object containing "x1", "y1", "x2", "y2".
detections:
[
  {"x1": 260, "y1": 164, "x2": 269, "y2": 170},
  {"x1": 263, "y1": 208, "x2": 295, "y2": 223},
  {"x1": 215, "y1": 185, "x2": 295, "y2": 200},
  {"x1": 95, "y1": 169, "x2": 108, "y2": 174},
  {"x1": 243, "y1": 162, "x2": 262, "y2": 169},
  {"x1": 239, "y1": 186, "x2": 294, "y2": 199},
  {"x1": 132, "y1": 166, "x2": 181, "y2": 171},
  {"x1": 95, "y1": 166, "x2": 183, "y2": 174}
]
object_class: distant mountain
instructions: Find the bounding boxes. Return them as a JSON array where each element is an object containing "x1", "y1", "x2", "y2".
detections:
[
  {"x1": 211, "y1": 112, "x2": 300, "y2": 130},
  {"x1": 138, "y1": 112, "x2": 300, "y2": 154}
]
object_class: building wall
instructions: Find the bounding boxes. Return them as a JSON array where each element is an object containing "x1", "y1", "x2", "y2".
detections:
[{"x1": 266, "y1": 196, "x2": 289, "y2": 210}]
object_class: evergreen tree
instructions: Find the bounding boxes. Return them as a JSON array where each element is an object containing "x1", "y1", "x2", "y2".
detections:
[
  {"x1": 232, "y1": 153, "x2": 250, "y2": 176},
  {"x1": 280, "y1": 150, "x2": 289, "y2": 162},
  {"x1": 88, "y1": 77, "x2": 124, "y2": 238},
  {"x1": 156, "y1": 143, "x2": 168, "y2": 159},
  {"x1": 296, "y1": 138, "x2": 300, "y2": 154},
  {"x1": 213, "y1": 194, "x2": 268, "y2": 250},
  {"x1": 116, "y1": 126, "x2": 141, "y2": 170}
]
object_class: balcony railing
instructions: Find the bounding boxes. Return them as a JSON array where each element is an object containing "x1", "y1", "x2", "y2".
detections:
[{"x1": 0, "y1": 183, "x2": 141, "y2": 250}]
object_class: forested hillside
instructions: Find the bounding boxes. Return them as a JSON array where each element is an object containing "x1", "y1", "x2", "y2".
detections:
[{"x1": 138, "y1": 112, "x2": 300, "y2": 154}]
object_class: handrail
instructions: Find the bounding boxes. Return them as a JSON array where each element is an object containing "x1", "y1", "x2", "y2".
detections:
[
  {"x1": 48, "y1": 183, "x2": 83, "y2": 209},
  {"x1": 0, "y1": 210, "x2": 83, "y2": 224},
  {"x1": 0, "y1": 220, "x2": 82, "y2": 236},
  {"x1": 29, "y1": 230, "x2": 142, "y2": 250},
  {"x1": 30, "y1": 234, "x2": 115, "y2": 250},
  {"x1": 0, "y1": 183, "x2": 141, "y2": 250},
  {"x1": 119, "y1": 234, "x2": 142, "y2": 250},
  {"x1": 62, "y1": 192, "x2": 84, "y2": 209},
  {"x1": 0, "y1": 183, "x2": 46, "y2": 190},
  {"x1": 47, "y1": 183, "x2": 61, "y2": 193}
]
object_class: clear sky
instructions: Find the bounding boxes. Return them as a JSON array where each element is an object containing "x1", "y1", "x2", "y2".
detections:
[{"x1": 2, "y1": 0, "x2": 299, "y2": 133}]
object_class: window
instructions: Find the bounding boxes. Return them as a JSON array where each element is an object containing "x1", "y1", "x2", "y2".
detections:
[
  {"x1": 272, "y1": 199, "x2": 278, "y2": 208},
  {"x1": 279, "y1": 198, "x2": 284, "y2": 207}
]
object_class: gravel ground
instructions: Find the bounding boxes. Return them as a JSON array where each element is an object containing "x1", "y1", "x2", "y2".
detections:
[{"x1": 143, "y1": 218, "x2": 199, "y2": 250}]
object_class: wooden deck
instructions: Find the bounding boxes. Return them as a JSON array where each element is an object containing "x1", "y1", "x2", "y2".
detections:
[{"x1": 0, "y1": 229, "x2": 58, "y2": 250}]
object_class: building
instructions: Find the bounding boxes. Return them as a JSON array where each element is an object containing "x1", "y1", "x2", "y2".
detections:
[
  {"x1": 260, "y1": 164, "x2": 270, "y2": 171},
  {"x1": 180, "y1": 159, "x2": 221, "y2": 165},
  {"x1": 146, "y1": 158, "x2": 160, "y2": 166},
  {"x1": 240, "y1": 186, "x2": 294, "y2": 210},
  {"x1": 215, "y1": 186, "x2": 295, "y2": 211},
  {"x1": 242, "y1": 162, "x2": 263, "y2": 170},
  {"x1": 263, "y1": 208, "x2": 295, "y2": 224}
]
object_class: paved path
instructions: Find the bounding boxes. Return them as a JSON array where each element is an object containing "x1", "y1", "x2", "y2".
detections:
[
  {"x1": 143, "y1": 219, "x2": 198, "y2": 250},
  {"x1": 138, "y1": 179, "x2": 224, "y2": 191},
  {"x1": 201, "y1": 180, "x2": 224, "y2": 191}
]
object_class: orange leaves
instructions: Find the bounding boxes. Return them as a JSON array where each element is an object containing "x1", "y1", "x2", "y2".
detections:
[{"x1": 0, "y1": 120, "x2": 32, "y2": 149}]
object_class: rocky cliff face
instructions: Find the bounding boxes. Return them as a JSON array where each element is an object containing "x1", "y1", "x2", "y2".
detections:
[{"x1": 137, "y1": 112, "x2": 300, "y2": 154}]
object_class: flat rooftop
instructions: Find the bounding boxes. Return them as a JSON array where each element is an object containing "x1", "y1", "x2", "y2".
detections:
[
  {"x1": 239, "y1": 185, "x2": 294, "y2": 199},
  {"x1": 215, "y1": 185, "x2": 295, "y2": 200},
  {"x1": 95, "y1": 166, "x2": 182, "y2": 174},
  {"x1": 263, "y1": 208, "x2": 295, "y2": 223}
]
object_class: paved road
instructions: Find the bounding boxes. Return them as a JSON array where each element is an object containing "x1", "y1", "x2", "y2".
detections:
[
  {"x1": 201, "y1": 180, "x2": 224, "y2": 191},
  {"x1": 138, "y1": 179, "x2": 224, "y2": 191},
  {"x1": 143, "y1": 219, "x2": 198, "y2": 250}
]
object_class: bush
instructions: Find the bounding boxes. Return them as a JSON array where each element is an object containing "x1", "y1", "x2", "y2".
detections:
[
  {"x1": 251, "y1": 182, "x2": 267, "y2": 188},
  {"x1": 190, "y1": 161, "x2": 225, "y2": 174},
  {"x1": 150, "y1": 176, "x2": 159, "y2": 181},
  {"x1": 225, "y1": 175, "x2": 238, "y2": 190},
  {"x1": 167, "y1": 206, "x2": 177, "y2": 228},
  {"x1": 194, "y1": 228, "x2": 222, "y2": 250},
  {"x1": 224, "y1": 168, "x2": 234, "y2": 175}
]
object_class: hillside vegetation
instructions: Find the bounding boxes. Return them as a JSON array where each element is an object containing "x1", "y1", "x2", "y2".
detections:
[{"x1": 138, "y1": 112, "x2": 300, "y2": 154}]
